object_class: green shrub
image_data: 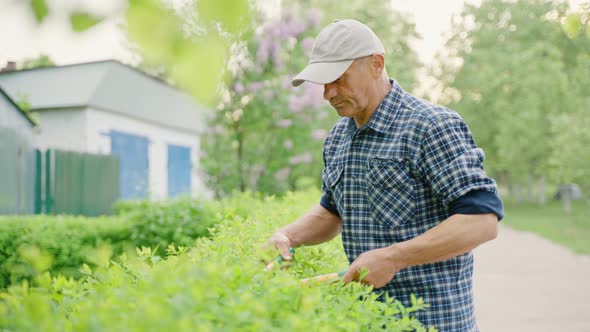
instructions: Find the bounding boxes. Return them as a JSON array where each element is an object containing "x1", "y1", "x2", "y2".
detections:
[
  {"x1": 0, "y1": 216, "x2": 132, "y2": 288},
  {"x1": 117, "y1": 198, "x2": 219, "y2": 250},
  {"x1": 0, "y1": 197, "x2": 219, "y2": 288},
  {"x1": 0, "y1": 190, "x2": 436, "y2": 331}
]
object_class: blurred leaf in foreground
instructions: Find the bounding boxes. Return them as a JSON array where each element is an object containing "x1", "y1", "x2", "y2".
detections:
[{"x1": 70, "y1": 12, "x2": 104, "y2": 32}]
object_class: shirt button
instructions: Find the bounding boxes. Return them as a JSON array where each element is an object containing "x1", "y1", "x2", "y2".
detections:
[
  {"x1": 352, "y1": 237, "x2": 357, "y2": 244},
  {"x1": 351, "y1": 205, "x2": 356, "y2": 211}
]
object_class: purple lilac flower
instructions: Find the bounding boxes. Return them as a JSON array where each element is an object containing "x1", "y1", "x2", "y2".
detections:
[
  {"x1": 283, "y1": 140, "x2": 293, "y2": 150},
  {"x1": 289, "y1": 152, "x2": 313, "y2": 165},
  {"x1": 287, "y1": 18, "x2": 304, "y2": 37},
  {"x1": 276, "y1": 119, "x2": 292, "y2": 128},
  {"x1": 273, "y1": 48, "x2": 283, "y2": 68},
  {"x1": 306, "y1": 9, "x2": 322, "y2": 28},
  {"x1": 281, "y1": 76, "x2": 292, "y2": 90},
  {"x1": 274, "y1": 167, "x2": 291, "y2": 182},
  {"x1": 303, "y1": 83, "x2": 324, "y2": 108},
  {"x1": 249, "y1": 164, "x2": 265, "y2": 187},
  {"x1": 288, "y1": 95, "x2": 305, "y2": 113},
  {"x1": 311, "y1": 129, "x2": 327, "y2": 141},
  {"x1": 266, "y1": 20, "x2": 280, "y2": 38},
  {"x1": 256, "y1": 36, "x2": 272, "y2": 64},
  {"x1": 279, "y1": 22, "x2": 291, "y2": 39},
  {"x1": 234, "y1": 82, "x2": 245, "y2": 94},
  {"x1": 301, "y1": 37, "x2": 315, "y2": 56},
  {"x1": 263, "y1": 89, "x2": 274, "y2": 101},
  {"x1": 247, "y1": 81, "x2": 264, "y2": 93},
  {"x1": 270, "y1": 42, "x2": 280, "y2": 57},
  {"x1": 256, "y1": 47, "x2": 269, "y2": 65}
]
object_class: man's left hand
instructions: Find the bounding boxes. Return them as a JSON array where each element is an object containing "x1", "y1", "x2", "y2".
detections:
[{"x1": 342, "y1": 246, "x2": 404, "y2": 288}]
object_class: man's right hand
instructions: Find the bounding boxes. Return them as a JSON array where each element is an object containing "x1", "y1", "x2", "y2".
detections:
[
  {"x1": 269, "y1": 232, "x2": 293, "y2": 261},
  {"x1": 263, "y1": 203, "x2": 343, "y2": 266}
]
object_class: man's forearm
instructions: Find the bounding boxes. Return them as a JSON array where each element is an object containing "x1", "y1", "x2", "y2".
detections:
[
  {"x1": 391, "y1": 213, "x2": 498, "y2": 269},
  {"x1": 278, "y1": 204, "x2": 342, "y2": 247}
]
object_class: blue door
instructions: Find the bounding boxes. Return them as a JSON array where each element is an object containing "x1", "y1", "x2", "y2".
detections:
[
  {"x1": 110, "y1": 130, "x2": 149, "y2": 199},
  {"x1": 167, "y1": 144, "x2": 191, "y2": 197}
]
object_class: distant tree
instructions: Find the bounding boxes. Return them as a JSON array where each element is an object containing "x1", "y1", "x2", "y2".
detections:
[
  {"x1": 201, "y1": 6, "x2": 333, "y2": 196},
  {"x1": 548, "y1": 3, "x2": 590, "y2": 212},
  {"x1": 201, "y1": 2, "x2": 422, "y2": 197},
  {"x1": 436, "y1": 0, "x2": 589, "y2": 207}
]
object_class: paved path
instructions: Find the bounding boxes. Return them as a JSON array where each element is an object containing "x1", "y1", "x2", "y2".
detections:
[{"x1": 474, "y1": 224, "x2": 590, "y2": 332}]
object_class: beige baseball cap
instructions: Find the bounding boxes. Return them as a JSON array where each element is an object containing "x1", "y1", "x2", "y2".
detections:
[{"x1": 291, "y1": 19, "x2": 385, "y2": 87}]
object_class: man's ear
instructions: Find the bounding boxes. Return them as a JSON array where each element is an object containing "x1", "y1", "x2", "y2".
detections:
[{"x1": 371, "y1": 54, "x2": 385, "y2": 78}]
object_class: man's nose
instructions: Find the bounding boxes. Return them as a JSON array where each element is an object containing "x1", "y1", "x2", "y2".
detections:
[{"x1": 323, "y1": 83, "x2": 336, "y2": 100}]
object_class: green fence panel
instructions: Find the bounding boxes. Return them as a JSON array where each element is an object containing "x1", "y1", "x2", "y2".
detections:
[
  {"x1": 45, "y1": 149, "x2": 120, "y2": 216},
  {"x1": 34, "y1": 149, "x2": 42, "y2": 214},
  {"x1": 45, "y1": 149, "x2": 53, "y2": 214},
  {"x1": 83, "y1": 152, "x2": 120, "y2": 216}
]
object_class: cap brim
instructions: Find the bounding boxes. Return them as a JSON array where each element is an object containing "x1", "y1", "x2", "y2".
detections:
[{"x1": 291, "y1": 60, "x2": 354, "y2": 87}]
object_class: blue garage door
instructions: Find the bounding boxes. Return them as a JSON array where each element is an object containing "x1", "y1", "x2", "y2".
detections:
[
  {"x1": 110, "y1": 130, "x2": 149, "y2": 199},
  {"x1": 167, "y1": 144, "x2": 191, "y2": 197}
]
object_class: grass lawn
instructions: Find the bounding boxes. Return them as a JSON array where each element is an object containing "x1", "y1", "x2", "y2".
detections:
[{"x1": 502, "y1": 199, "x2": 590, "y2": 255}]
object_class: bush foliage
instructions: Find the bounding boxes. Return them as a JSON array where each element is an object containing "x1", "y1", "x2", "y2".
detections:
[
  {"x1": 0, "y1": 190, "x2": 435, "y2": 331},
  {"x1": 0, "y1": 198, "x2": 219, "y2": 288}
]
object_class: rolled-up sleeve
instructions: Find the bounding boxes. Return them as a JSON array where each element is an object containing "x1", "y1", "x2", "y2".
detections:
[
  {"x1": 320, "y1": 193, "x2": 340, "y2": 216},
  {"x1": 449, "y1": 189, "x2": 504, "y2": 221},
  {"x1": 418, "y1": 116, "x2": 501, "y2": 216}
]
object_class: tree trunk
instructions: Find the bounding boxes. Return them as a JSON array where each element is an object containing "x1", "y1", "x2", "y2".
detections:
[
  {"x1": 527, "y1": 173, "x2": 535, "y2": 203},
  {"x1": 237, "y1": 135, "x2": 244, "y2": 192},
  {"x1": 513, "y1": 183, "x2": 523, "y2": 204},
  {"x1": 233, "y1": 121, "x2": 245, "y2": 193},
  {"x1": 537, "y1": 176, "x2": 546, "y2": 205},
  {"x1": 498, "y1": 172, "x2": 510, "y2": 199},
  {"x1": 561, "y1": 186, "x2": 572, "y2": 214}
]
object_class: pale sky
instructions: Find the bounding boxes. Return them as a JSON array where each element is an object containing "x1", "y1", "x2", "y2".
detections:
[
  {"x1": 0, "y1": 0, "x2": 482, "y2": 67},
  {"x1": 0, "y1": 0, "x2": 583, "y2": 68}
]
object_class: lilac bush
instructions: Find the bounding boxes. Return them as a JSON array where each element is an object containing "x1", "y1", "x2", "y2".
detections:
[
  {"x1": 202, "y1": 6, "x2": 338, "y2": 196},
  {"x1": 201, "y1": 1, "x2": 421, "y2": 196}
]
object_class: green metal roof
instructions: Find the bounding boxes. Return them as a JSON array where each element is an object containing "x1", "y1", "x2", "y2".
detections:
[{"x1": 0, "y1": 60, "x2": 205, "y2": 133}]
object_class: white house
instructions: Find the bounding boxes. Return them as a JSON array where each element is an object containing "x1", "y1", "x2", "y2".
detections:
[
  {"x1": 0, "y1": 87, "x2": 36, "y2": 213},
  {"x1": 0, "y1": 60, "x2": 209, "y2": 200}
]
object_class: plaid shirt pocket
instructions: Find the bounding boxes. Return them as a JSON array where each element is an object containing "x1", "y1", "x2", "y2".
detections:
[{"x1": 367, "y1": 157, "x2": 416, "y2": 228}]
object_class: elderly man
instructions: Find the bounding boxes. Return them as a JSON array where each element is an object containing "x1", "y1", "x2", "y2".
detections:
[{"x1": 268, "y1": 19, "x2": 504, "y2": 332}]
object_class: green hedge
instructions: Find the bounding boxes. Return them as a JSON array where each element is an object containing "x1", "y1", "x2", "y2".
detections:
[
  {"x1": 0, "y1": 198, "x2": 219, "y2": 288},
  {"x1": 0, "y1": 190, "x2": 436, "y2": 331},
  {"x1": 115, "y1": 198, "x2": 218, "y2": 249},
  {"x1": 0, "y1": 216, "x2": 132, "y2": 288}
]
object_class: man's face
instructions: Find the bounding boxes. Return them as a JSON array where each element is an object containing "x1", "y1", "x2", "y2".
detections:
[{"x1": 323, "y1": 59, "x2": 371, "y2": 118}]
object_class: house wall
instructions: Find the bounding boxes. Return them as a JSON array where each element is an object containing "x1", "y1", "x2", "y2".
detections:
[
  {"x1": 34, "y1": 108, "x2": 88, "y2": 152},
  {"x1": 0, "y1": 94, "x2": 36, "y2": 214},
  {"x1": 85, "y1": 108, "x2": 208, "y2": 200},
  {"x1": 0, "y1": 96, "x2": 34, "y2": 136}
]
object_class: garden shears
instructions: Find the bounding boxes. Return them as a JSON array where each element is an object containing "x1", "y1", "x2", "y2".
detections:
[{"x1": 266, "y1": 247, "x2": 347, "y2": 284}]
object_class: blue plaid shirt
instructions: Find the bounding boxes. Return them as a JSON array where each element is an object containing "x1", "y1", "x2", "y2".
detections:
[{"x1": 320, "y1": 80, "x2": 502, "y2": 332}]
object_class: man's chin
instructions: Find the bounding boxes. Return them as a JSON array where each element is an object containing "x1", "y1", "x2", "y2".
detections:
[{"x1": 334, "y1": 106, "x2": 351, "y2": 117}]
